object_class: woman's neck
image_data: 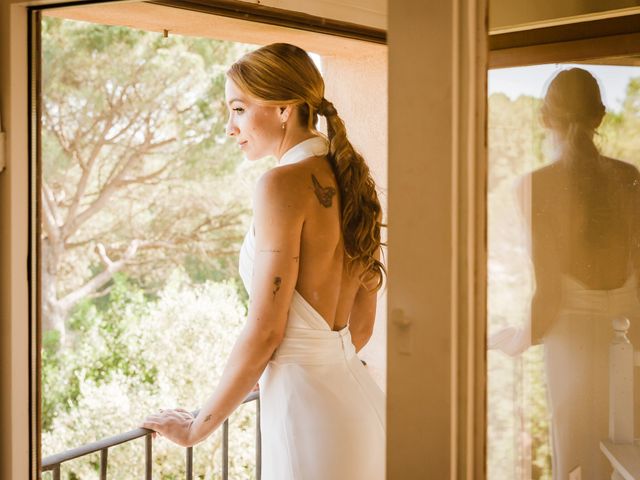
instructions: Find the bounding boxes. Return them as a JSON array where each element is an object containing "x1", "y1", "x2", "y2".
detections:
[{"x1": 275, "y1": 129, "x2": 317, "y2": 162}]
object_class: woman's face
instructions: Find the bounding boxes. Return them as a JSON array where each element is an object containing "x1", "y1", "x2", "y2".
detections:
[{"x1": 225, "y1": 78, "x2": 285, "y2": 161}]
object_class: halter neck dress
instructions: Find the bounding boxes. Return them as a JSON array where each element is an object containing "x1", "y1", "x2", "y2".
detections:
[{"x1": 238, "y1": 136, "x2": 385, "y2": 480}]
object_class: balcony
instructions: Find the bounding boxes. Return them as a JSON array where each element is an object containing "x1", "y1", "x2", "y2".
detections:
[{"x1": 42, "y1": 391, "x2": 260, "y2": 480}]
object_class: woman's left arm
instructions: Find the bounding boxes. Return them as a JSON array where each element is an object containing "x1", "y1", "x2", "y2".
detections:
[{"x1": 142, "y1": 169, "x2": 304, "y2": 446}]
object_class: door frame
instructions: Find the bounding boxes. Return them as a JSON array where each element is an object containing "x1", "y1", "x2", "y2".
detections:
[{"x1": 21, "y1": 2, "x2": 386, "y2": 478}]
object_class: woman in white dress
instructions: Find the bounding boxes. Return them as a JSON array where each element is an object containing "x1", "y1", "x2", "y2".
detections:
[
  {"x1": 490, "y1": 68, "x2": 640, "y2": 479},
  {"x1": 142, "y1": 43, "x2": 386, "y2": 479}
]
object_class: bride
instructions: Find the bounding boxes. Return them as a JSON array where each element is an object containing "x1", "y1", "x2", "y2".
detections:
[{"x1": 142, "y1": 43, "x2": 386, "y2": 479}]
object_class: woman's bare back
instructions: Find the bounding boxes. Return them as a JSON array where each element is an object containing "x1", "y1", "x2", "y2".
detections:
[
  {"x1": 528, "y1": 156, "x2": 640, "y2": 290},
  {"x1": 282, "y1": 154, "x2": 365, "y2": 331}
]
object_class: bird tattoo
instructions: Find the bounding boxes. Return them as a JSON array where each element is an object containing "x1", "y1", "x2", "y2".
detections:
[{"x1": 311, "y1": 174, "x2": 336, "y2": 208}]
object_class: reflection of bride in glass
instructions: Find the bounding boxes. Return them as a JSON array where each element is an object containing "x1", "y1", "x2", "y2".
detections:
[{"x1": 490, "y1": 68, "x2": 640, "y2": 479}]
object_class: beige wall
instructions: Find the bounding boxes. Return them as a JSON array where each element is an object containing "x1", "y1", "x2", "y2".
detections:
[
  {"x1": 323, "y1": 52, "x2": 388, "y2": 388},
  {"x1": 490, "y1": 0, "x2": 640, "y2": 31}
]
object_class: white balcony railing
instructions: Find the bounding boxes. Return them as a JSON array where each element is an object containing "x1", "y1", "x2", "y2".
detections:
[{"x1": 601, "y1": 318, "x2": 640, "y2": 480}]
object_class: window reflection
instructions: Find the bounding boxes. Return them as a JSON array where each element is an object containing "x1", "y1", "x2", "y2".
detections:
[{"x1": 489, "y1": 66, "x2": 640, "y2": 479}]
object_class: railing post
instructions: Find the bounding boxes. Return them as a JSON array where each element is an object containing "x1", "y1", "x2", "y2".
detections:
[
  {"x1": 256, "y1": 397, "x2": 261, "y2": 480},
  {"x1": 186, "y1": 446, "x2": 193, "y2": 480},
  {"x1": 100, "y1": 448, "x2": 108, "y2": 480},
  {"x1": 609, "y1": 317, "x2": 634, "y2": 444},
  {"x1": 145, "y1": 434, "x2": 153, "y2": 480},
  {"x1": 42, "y1": 393, "x2": 260, "y2": 478},
  {"x1": 222, "y1": 419, "x2": 229, "y2": 480}
]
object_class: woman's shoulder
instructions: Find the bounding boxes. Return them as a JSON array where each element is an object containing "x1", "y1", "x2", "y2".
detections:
[
  {"x1": 254, "y1": 163, "x2": 316, "y2": 211},
  {"x1": 600, "y1": 155, "x2": 639, "y2": 174},
  {"x1": 599, "y1": 156, "x2": 640, "y2": 190}
]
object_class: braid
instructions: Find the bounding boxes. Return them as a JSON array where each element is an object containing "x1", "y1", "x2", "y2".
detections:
[{"x1": 322, "y1": 99, "x2": 385, "y2": 289}]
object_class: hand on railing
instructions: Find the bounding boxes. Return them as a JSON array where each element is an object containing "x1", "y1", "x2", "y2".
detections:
[
  {"x1": 488, "y1": 325, "x2": 530, "y2": 356},
  {"x1": 140, "y1": 408, "x2": 197, "y2": 448},
  {"x1": 43, "y1": 391, "x2": 260, "y2": 480}
]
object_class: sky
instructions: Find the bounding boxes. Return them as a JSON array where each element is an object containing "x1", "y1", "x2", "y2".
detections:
[{"x1": 488, "y1": 63, "x2": 640, "y2": 113}]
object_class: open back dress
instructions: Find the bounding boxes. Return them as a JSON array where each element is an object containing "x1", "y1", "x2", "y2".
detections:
[{"x1": 238, "y1": 137, "x2": 385, "y2": 480}]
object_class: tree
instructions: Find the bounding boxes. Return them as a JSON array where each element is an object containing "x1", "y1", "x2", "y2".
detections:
[{"x1": 41, "y1": 18, "x2": 257, "y2": 338}]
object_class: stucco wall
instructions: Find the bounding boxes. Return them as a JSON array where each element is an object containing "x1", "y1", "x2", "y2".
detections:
[{"x1": 323, "y1": 51, "x2": 388, "y2": 388}]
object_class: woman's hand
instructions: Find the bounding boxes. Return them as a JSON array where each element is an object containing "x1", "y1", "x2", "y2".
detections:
[
  {"x1": 488, "y1": 326, "x2": 529, "y2": 356},
  {"x1": 140, "y1": 408, "x2": 196, "y2": 447}
]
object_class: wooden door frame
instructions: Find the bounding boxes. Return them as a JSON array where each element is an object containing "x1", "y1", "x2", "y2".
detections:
[
  {"x1": 490, "y1": 13, "x2": 640, "y2": 68},
  {"x1": 22, "y1": 1, "x2": 386, "y2": 478}
]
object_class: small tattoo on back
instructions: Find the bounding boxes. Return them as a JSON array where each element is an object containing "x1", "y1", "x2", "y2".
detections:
[
  {"x1": 272, "y1": 276, "x2": 282, "y2": 299},
  {"x1": 311, "y1": 174, "x2": 336, "y2": 208}
]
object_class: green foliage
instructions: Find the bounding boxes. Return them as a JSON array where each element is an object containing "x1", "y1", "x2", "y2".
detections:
[
  {"x1": 42, "y1": 274, "x2": 157, "y2": 433},
  {"x1": 42, "y1": 270, "x2": 255, "y2": 479},
  {"x1": 40, "y1": 18, "x2": 268, "y2": 478}
]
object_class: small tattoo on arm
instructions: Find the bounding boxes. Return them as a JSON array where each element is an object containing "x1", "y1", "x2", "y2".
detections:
[
  {"x1": 260, "y1": 249, "x2": 281, "y2": 253},
  {"x1": 204, "y1": 415, "x2": 212, "y2": 422},
  {"x1": 293, "y1": 256, "x2": 299, "y2": 262},
  {"x1": 272, "y1": 276, "x2": 282, "y2": 299},
  {"x1": 311, "y1": 174, "x2": 336, "y2": 208}
]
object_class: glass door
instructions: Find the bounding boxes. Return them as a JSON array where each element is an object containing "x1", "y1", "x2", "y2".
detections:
[{"x1": 487, "y1": 59, "x2": 640, "y2": 479}]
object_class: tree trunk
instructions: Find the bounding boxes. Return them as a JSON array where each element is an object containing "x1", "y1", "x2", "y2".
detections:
[{"x1": 41, "y1": 236, "x2": 67, "y2": 342}]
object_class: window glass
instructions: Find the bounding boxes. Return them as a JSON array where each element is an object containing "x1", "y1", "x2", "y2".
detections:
[{"x1": 487, "y1": 62, "x2": 640, "y2": 479}]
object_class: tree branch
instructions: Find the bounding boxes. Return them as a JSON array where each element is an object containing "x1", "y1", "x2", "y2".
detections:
[
  {"x1": 41, "y1": 182, "x2": 63, "y2": 243},
  {"x1": 63, "y1": 111, "x2": 116, "y2": 236},
  {"x1": 57, "y1": 239, "x2": 140, "y2": 312}
]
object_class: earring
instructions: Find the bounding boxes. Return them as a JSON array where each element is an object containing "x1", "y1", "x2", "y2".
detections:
[{"x1": 281, "y1": 122, "x2": 286, "y2": 130}]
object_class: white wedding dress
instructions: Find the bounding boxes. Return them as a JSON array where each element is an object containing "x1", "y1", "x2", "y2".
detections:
[
  {"x1": 544, "y1": 274, "x2": 640, "y2": 480},
  {"x1": 238, "y1": 137, "x2": 386, "y2": 480}
]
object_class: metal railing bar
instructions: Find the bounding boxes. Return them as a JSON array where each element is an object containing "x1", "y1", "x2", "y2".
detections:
[
  {"x1": 41, "y1": 391, "x2": 259, "y2": 470},
  {"x1": 186, "y1": 446, "x2": 193, "y2": 480},
  {"x1": 42, "y1": 426, "x2": 149, "y2": 470},
  {"x1": 100, "y1": 448, "x2": 108, "y2": 480},
  {"x1": 222, "y1": 419, "x2": 229, "y2": 480},
  {"x1": 256, "y1": 397, "x2": 261, "y2": 480},
  {"x1": 145, "y1": 434, "x2": 152, "y2": 480}
]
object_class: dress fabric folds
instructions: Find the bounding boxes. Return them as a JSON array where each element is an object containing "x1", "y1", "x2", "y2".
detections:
[
  {"x1": 545, "y1": 274, "x2": 640, "y2": 480},
  {"x1": 238, "y1": 136, "x2": 385, "y2": 480}
]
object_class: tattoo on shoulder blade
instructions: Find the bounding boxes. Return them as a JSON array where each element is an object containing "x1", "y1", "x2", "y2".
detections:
[
  {"x1": 272, "y1": 277, "x2": 282, "y2": 299},
  {"x1": 311, "y1": 174, "x2": 336, "y2": 208}
]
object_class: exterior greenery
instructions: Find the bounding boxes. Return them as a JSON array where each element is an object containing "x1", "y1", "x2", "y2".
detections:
[{"x1": 41, "y1": 17, "x2": 270, "y2": 479}]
